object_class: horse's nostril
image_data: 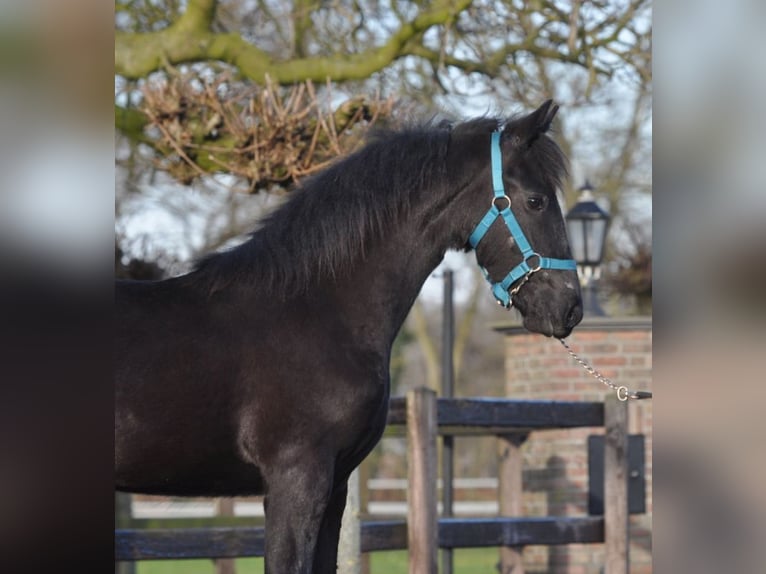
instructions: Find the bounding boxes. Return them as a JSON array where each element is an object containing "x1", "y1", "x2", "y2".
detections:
[{"x1": 566, "y1": 303, "x2": 583, "y2": 329}]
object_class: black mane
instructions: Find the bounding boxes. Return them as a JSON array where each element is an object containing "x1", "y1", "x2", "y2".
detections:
[{"x1": 191, "y1": 116, "x2": 566, "y2": 296}]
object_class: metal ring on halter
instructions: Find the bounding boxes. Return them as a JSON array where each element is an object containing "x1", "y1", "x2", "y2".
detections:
[
  {"x1": 525, "y1": 252, "x2": 542, "y2": 273},
  {"x1": 617, "y1": 386, "x2": 629, "y2": 402},
  {"x1": 492, "y1": 195, "x2": 511, "y2": 211}
]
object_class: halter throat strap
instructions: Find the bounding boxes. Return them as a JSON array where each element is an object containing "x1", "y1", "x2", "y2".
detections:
[{"x1": 468, "y1": 131, "x2": 577, "y2": 307}]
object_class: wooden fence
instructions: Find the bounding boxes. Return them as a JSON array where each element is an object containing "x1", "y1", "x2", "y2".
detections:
[{"x1": 115, "y1": 390, "x2": 630, "y2": 573}]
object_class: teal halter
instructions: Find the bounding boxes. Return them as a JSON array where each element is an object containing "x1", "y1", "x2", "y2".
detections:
[{"x1": 468, "y1": 131, "x2": 577, "y2": 308}]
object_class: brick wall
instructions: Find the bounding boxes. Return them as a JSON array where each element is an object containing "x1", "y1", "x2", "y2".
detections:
[{"x1": 494, "y1": 317, "x2": 652, "y2": 573}]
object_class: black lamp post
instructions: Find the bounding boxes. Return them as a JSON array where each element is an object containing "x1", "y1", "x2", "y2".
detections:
[{"x1": 565, "y1": 181, "x2": 611, "y2": 316}]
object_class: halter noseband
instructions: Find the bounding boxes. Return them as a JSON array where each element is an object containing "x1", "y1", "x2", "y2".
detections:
[{"x1": 468, "y1": 131, "x2": 577, "y2": 308}]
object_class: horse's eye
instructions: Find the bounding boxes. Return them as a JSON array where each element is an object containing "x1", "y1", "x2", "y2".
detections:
[{"x1": 527, "y1": 196, "x2": 546, "y2": 211}]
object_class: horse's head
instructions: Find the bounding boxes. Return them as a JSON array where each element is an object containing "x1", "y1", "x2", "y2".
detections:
[{"x1": 464, "y1": 101, "x2": 583, "y2": 338}]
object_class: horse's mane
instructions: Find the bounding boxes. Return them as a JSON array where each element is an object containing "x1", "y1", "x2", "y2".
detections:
[{"x1": 191, "y1": 115, "x2": 566, "y2": 297}]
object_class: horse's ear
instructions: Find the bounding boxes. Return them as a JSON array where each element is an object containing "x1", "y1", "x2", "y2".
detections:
[{"x1": 503, "y1": 99, "x2": 559, "y2": 148}]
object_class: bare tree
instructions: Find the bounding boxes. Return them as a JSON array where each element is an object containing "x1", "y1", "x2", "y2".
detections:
[{"x1": 116, "y1": 0, "x2": 651, "y2": 191}]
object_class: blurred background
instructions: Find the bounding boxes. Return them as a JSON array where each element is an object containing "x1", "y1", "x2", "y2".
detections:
[{"x1": 0, "y1": 0, "x2": 764, "y2": 572}]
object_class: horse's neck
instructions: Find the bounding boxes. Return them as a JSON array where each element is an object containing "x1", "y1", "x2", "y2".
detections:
[{"x1": 324, "y1": 190, "x2": 465, "y2": 351}]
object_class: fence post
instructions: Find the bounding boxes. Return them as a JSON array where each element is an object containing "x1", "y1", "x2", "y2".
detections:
[
  {"x1": 338, "y1": 468, "x2": 362, "y2": 574},
  {"x1": 441, "y1": 269, "x2": 455, "y2": 574},
  {"x1": 115, "y1": 493, "x2": 136, "y2": 574},
  {"x1": 359, "y1": 459, "x2": 371, "y2": 574},
  {"x1": 604, "y1": 394, "x2": 629, "y2": 574},
  {"x1": 407, "y1": 387, "x2": 438, "y2": 574},
  {"x1": 214, "y1": 498, "x2": 236, "y2": 574},
  {"x1": 497, "y1": 433, "x2": 528, "y2": 574}
]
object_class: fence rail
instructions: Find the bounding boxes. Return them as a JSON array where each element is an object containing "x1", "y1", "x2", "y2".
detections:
[
  {"x1": 115, "y1": 392, "x2": 630, "y2": 573},
  {"x1": 386, "y1": 396, "x2": 604, "y2": 433},
  {"x1": 115, "y1": 516, "x2": 605, "y2": 561}
]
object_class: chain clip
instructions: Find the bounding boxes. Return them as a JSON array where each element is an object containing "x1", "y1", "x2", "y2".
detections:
[{"x1": 558, "y1": 338, "x2": 652, "y2": 401}]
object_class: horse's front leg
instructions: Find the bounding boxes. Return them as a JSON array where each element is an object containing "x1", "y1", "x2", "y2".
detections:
[
  {"x1": 263, "y1": 458, "x2": 333, "y2": 574},
  {"x1": 312, "y1": 480, "x2": 348, "y2": 574}
]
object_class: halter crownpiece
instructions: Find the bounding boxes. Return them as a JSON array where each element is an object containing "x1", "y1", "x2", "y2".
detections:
[{"x1": 468, "y1": 131, "x2": 577, "y2": 308}]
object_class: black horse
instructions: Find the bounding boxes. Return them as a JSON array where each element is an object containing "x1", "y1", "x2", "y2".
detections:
[{"x1": 115, "y1": 100, "x2": 582, "y2": 573}]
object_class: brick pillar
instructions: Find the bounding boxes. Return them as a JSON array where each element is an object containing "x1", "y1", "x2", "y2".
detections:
[{"x1": 494, "y1": 317, "x2": 652, "y2": 574}]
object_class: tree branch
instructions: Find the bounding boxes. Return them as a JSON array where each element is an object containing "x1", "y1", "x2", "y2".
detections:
[
  {"x1": 177, "y1": 0, "x2": 217, "y2": 32},
  {"x1": 115, "y1": 103, "x2": 150, "y2": 143},
  {"x1": 403, "y1": 30, "x2": 611, "y2": 78},
  {"x1": 116, "y1": 0, "x2": 475, "y2": 83},
  {"x1": 115, "y1": 75, "x2": 393, "y2": 189}
]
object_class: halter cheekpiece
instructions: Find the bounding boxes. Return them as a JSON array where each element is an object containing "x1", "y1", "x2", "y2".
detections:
[{"x1": 468, "y1": 131, "x2": 577, "y2": 307}]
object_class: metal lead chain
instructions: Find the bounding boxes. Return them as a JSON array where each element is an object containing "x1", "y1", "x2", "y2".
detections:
[
  {"x1": 558, "y1": 338, "x2": 653, "y2": 401},
  {"x1": 504, "y1": 269, "x2": 539, "y2": 307},
  {"x1": 510, "y1": 268, "x2": 538, "y2": 298}
]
